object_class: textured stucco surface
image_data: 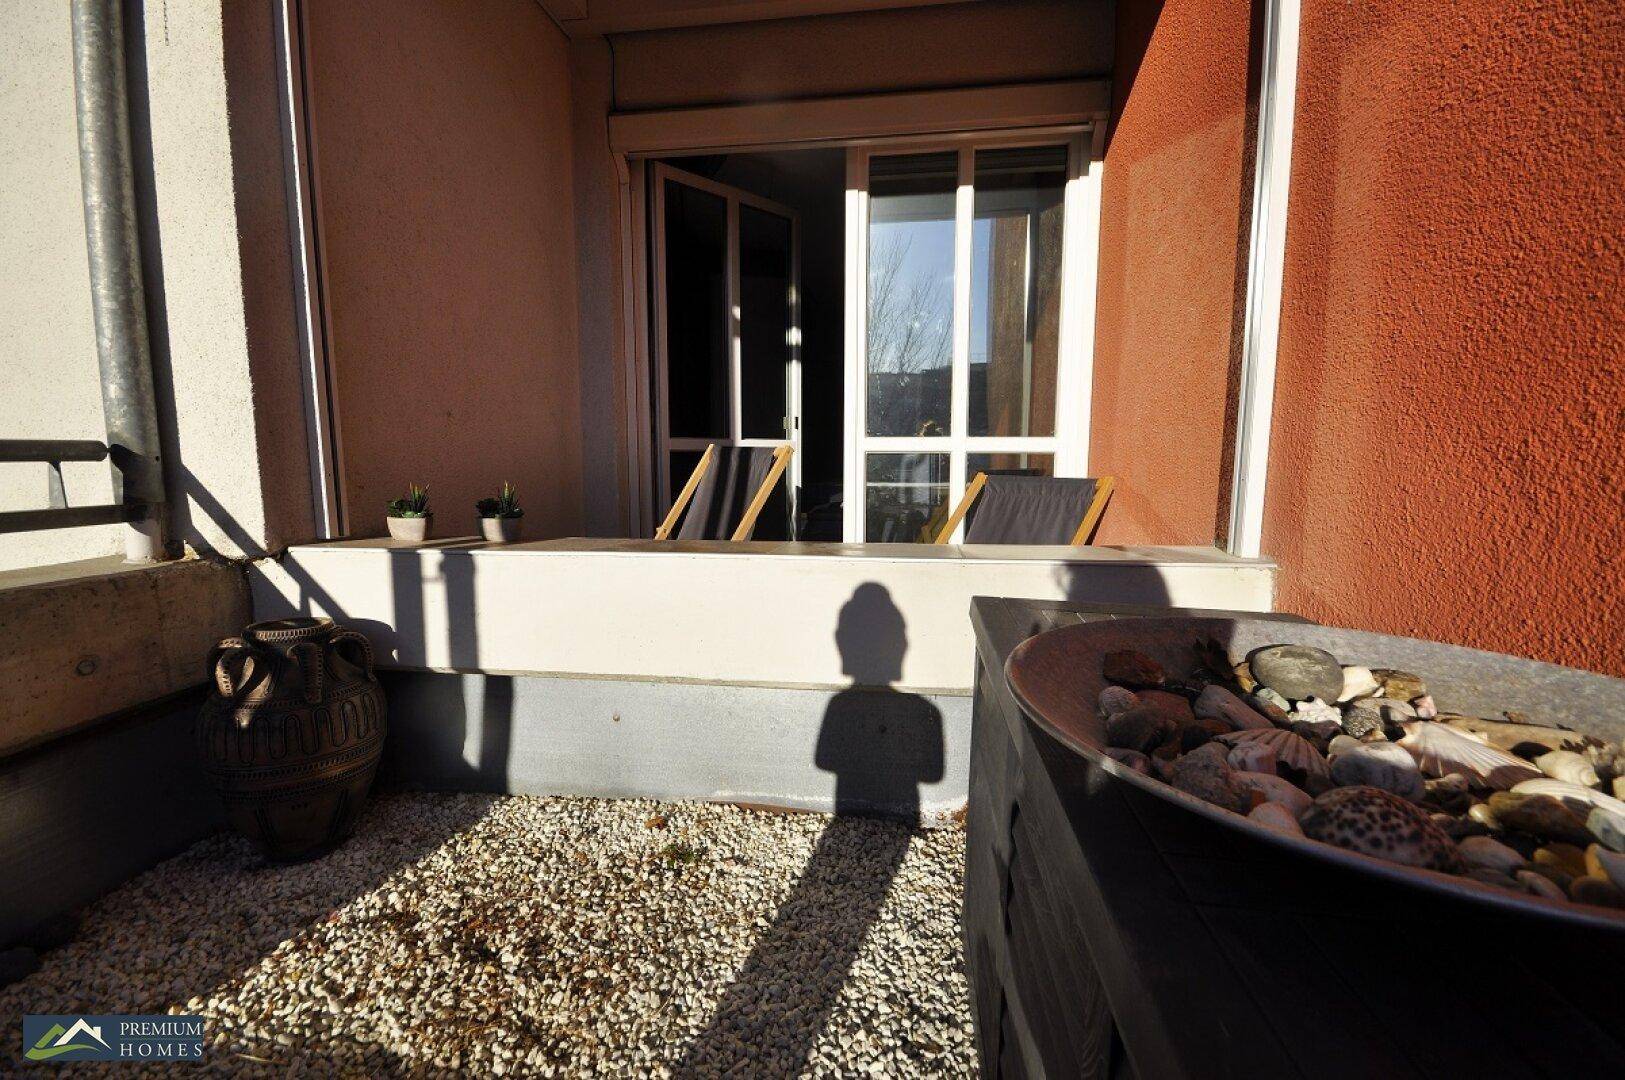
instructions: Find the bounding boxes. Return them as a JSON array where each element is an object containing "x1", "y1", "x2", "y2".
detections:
[
  {"x1": 1266, "y1": 1, "x2": 1625, "y2": 674},
  {"x1": 0, "y1": 4, "x2": 124, "y2": 569},
  {"x1": 307, "y1": 0, "x2": 585, "y2": 539},
  {"x1": 1088, "y1": 0, "x2": 1256, "y2": 545},
  {"x1": 607, "y1": 0, "x2": 1112, "y2": 110}
]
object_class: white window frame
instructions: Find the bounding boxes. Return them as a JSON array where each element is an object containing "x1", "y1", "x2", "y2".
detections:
[
  {"x1": 842, "y1": 126, "x2": 1103, "y2": 542},
  {"x1": 650, "y1": 163, "x2": 803, "y2": 524}
]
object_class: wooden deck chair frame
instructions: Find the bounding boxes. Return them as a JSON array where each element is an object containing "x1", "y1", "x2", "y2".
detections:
[
  {"x1": 932, "y1": 473, "x2": 1116, "y2": 545},
  {"x1": 653, "y1": 444, "x2": 795, "y2": 541}
]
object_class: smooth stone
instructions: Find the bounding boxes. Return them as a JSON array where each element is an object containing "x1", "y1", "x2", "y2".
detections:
[
  {"x1": 1167, "y1": 753, "x2": 1251, "y2": 814},
  {"x1": 1422, "y1": 774, "x2": 1474, "y2": 814},
  {"x1": 1591, "y1": 807, "x2": 1625, "y2": 852},
  {"x1": 1463, "y1": 867, "x2": 1520, "y2": 892},
  {"x1": 1340, "y1": 698, "x2": 1388, "y2": 740},
  {"x1": 1139, "y1": 689, "x2": 1197, "y2": 723},
  {"x1": 1096, "y1": 686, "x2": 1138, "y2": 719},
  {"x1": 1300, "y1": 786, "x2": 1462, "y2": 872},
  {"x1": 1588, "y1": 845, "x2": 1625, "y2": 891},
  {"x1": 0, "y1": 946, "x2": 39, "y2": 988},
  {"x1": 1227, "y1": 742, "x2": 1276, "y2": 775},
  {"x1": 1435, "y1": 813, "x2": 1489, "y2": 840},
  {"x1": 1515, "y1": 869, "x2": 1568, "y2": 902},
  {"x1": 1484, "y1": 792, "x2": 1592, "y2": 845},
  {"x1": 1178, "y1": 718, "x2": 1230, "y2": 753},
  {"x1": 1534, "y1": 750, "x2": 1600, "y2": 789},
  {"x1": 1248, "y1": 801, "x2": 1304, "y2": 837},
  {"x1": 1106, "y1": 706, "x2": 1176, "y2": 754},
  {"x1": 1373, "y1": 669, "x2": 1427, "y2": 701},
  {"x1": 1326, "y1": 734, "x2": 1363, "y2": 759},
  {"x1": 1569, "y1": 876, "x2": 1625, "y2": 910},
  {"x1": 1102, "y1": 650, "x2": 1165, "y2": 689},
  {"x1": 1533, "y1": 843, "x2": 1588, "y2": 879},
  {"x1": 1337, "y1": 666, "x2": 1380, "y2": 703},
  {"x1": 1250, "y1": 688, "x2": 1292, "y2": 720},
  {"x1": 1411, "y1": 694, "x2": 1438, "y2": 719},
  {"x1": 1468, "y1": 801, "x2": 1503, "y2": 830},
  {"x1": 1194, "y1": 684, "x2": 1274, "y2": 731},
  {"x1": 1250, "y1": 644, "x2": 1344, "y2": 704},
  {"x1": 1456, "y1": 836, "x2": 1527, "y2": 875},
  {"x1": 1233, "y1": 772, "x2": 1314, "y2": 818},
  {"x1": 1330, "y1": 742, "x2": 1425, "y2": 802}
]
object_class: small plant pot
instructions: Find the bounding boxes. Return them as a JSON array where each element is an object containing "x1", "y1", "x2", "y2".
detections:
[
  {"x1": 387, "y1": 514, "x2": 432, "y2": 543},
  {"x1": 481, "y1": 516, "x2": 522, "y2": 543}
]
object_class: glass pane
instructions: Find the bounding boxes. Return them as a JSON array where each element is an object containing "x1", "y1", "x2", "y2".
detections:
[
  {"x1": 739, "y1": 205, "x2": 793, "y2": 439},
  {"x1": 663, "y1": 179, "x2": 728, "y2": 438},
  {"x1": 865, "y1": 453, "x2": 948, "y2": 542},
  {"x1": 966, "y1": 452, "x2": 1054, "y2": 478},
  {"x1": 866, "y1": 153, "x2": 955, "y2": 437},
  {"x1": 969, "y1": 146, "x2": 1066, "y2": 438}
]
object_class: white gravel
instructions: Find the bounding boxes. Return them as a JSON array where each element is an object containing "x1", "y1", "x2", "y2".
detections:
[{"x1": 1, "y1": 794, "x2": 974, "y2": 1077}]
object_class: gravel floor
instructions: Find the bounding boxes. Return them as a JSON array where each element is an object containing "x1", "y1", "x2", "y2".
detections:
[{"x1": 1, "y1": 794, "x2": 974, "y2": 1077}]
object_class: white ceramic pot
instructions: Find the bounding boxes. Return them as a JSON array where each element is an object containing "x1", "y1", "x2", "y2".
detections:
[
  {"x1": 386, "y1": 514, "x2": 432, "y2": 543},
  {"x1": 480, "y1": 517, "x2": 521, "y2": 543}
]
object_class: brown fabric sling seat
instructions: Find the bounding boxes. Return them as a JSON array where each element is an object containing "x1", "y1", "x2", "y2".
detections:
[{"x1": 654, "y1": 444, "x2": 794, "y2": 541}]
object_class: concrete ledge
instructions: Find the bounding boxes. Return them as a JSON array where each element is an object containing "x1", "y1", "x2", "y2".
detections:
[
  {"x1": 379, "y1": 670, "x2": 970, "y2": 820},
  {"x1": 253, "y1": 539, "x2": 1274, "y2": 692},
  {"x1": 0, "y1": 555, "x2": 250, "y2": 758}
]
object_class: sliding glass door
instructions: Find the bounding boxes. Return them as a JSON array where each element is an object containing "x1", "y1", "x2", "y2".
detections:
[
  {"x1": 652, "y1": 165, "x2": 801, "y2": 538},
  {"x1": 844, "y1": 134, "x2": 1095, "y2": 542}
]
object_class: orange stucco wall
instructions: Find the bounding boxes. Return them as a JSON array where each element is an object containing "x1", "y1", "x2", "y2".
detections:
[
  {"x1": 304, "y1": 0, "x2": 584, "y2": 538},
  {"x1": 1088, "y1": 0, "x2": 1257, "y2": 545},
  {"x1": 1265, "y1": 1, "x2": 1625, "y2": 674}
]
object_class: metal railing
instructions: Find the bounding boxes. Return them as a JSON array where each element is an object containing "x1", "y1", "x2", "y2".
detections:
[{"x1": 0, "y1": 439, "x2": 142, "y2": 535}]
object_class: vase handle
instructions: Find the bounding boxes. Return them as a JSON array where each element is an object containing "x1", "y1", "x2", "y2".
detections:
[
  {"x1": 329, "y1": 629, "x2": 376, "y2": 680},
  {"x1": 207, "y1": 637, "x2": 252, "y2": 699},
  {"x1": 290, "y1": 641, "x2": 325, "y2": 705}
]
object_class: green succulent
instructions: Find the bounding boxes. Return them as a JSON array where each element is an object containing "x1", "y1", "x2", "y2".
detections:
[
  {"x1": 476, "y1": 481, "x2": 523, "y2": 519},
  {"x1": 387, "y1": 483, "x2": 430, "y2": 518}
]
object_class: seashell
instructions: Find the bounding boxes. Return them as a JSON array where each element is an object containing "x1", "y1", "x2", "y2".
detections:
[
  {"x1": 1337, "y1": 665, "x2": 1380, "y2": 703},
  {"x1": 1397, "y1": 721, "x2": 1541, "y2": 790},
  {"x1": 1233, "y1": 772, "x2": 1313, "y2": 818},
  {"x1": 1534, "y1": 750, "x2": 1600, "y2": 789},
  {"x1": 1440, "y1": 715, "x2": 1601, "y2": 757},
  {"x1": 1248, "y1": 801, "x2": 1303, "y2": 837},
  {"x1": 1510, "y1": 777, "x2": 1625, "y2": 817},
  {"x1": 1215, "y1": 727, "x2": 1329, "y2": 782},
  {"x1": 1097, "y1": 685, "x2": 1139, "y2": 720},
  {"x1": 1300, "y1": 786, "x2": 1462, "y2": 872}
]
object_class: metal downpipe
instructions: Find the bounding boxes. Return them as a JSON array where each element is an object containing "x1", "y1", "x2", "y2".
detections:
[{"x1": 70, "y1": 0, "x2": 165, "y2": 562}]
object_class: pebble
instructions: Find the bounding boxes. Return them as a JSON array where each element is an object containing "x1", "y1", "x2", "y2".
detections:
[
  {"x1": 1456, "y1": 836, "x2": 1527, "y2": 876},
  {"x1": 1250, "y1": 645, "x2": 1344, "y2": 704},
  {"x1": 1484, "y1": 792, "x2": 1593, "y2": 845},
  {"x1": 1590, "y1": 807, "x2": 1625, "y2": 853},
  {"x1": 1097, "y1": 686, "x2": 1139, "y2": 719},
  {"x1": 1232, "y1": 772, "x2": 1313, "y2": 818},
  {"x1": 1570, "y1": 876, "x2": 1625, "y2": 910},
  {"x1": 1102, "y1": 650, "x2": 1165, "y2": 689},
  {"x1": 1373, "y1": 669, "x2": 1428, "y2": 701},
  {"x1": 1587, "y1": 845, "x2": 1625, "y2": 891},
  {"x1": 1533, "y1": 844, "x2": 1588, "y2": 879},
  {"x1": 1340, "y1": 698, "x2": 1388, "y2": 741},
  {"x1": 1167, "y1": 750, "x2": 1251, "y2": 814},
  {"x1": 1106, "y1": 706, "x2": 1176, "y2": 754},
  {"x1": 0, "y1": 794, "x2": 975, "y2": 1078},
  {"x1": 1337, "y1": 666, "x2": 1380, "y2": 703},
  {"x1": 1534, "y1": 750, "x2": 1600, "y2": 789},
  {"x1": 1248, "y1": 802, "x2": 1304, "y2": 837},
  {"x1": 1227, "y1": 742, "x2": 1276, "y2": 775},
  {"x1": 1326, "y1": 734, "x2": 1363, "y2": 759},
  {"x1": 1194, "y1": 685, "x2": 1273, "y2": 731},
  {"x1": 1515, "y1": 869, "x2": 1568, "y2": 902},
  {"x1": 1329, "y1": 742, "x2": 1425, "y2": 803}
]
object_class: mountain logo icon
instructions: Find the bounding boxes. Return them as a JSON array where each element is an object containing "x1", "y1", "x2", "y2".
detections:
[{"x1": 25, "y1": 1017, "x2": 111, "y2": 1061}]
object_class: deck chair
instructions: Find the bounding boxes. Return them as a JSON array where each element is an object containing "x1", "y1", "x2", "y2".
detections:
[
  {"x1": 932, "y1": 473, "x2": 1115, "y2": 545},
  {"x1": 654, "y1": 444, "x2": 794, "y2": 541}
]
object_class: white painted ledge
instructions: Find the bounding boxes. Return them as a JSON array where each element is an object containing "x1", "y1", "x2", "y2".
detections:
[{"x1": 252, "y1": 539, "x2": 1275, "y2": 693}]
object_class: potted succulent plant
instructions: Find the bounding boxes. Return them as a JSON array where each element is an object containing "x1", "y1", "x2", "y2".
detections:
[
  {"x1": 476, "y1": 481, "x2": 523, "y2": 543},
  {"x1": 386, "y1": 483, "x2": 432, "y2": 542}
]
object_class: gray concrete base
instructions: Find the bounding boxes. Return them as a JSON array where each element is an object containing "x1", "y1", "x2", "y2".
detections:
[
  {"x1": 0, "y1": 690, "x2": 222, "y2": 948},
  {"x1": 379, "y1": 671, "x2": 971, "y2": 822}
]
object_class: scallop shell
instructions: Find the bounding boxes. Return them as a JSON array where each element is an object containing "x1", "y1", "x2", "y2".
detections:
[
  {"x1": 1215, "y1": 727, "x2": 1329, "y2": 781},
  {"x1": 1510, "y1": 777, "x2": 1625, "y2": 818},
  {"x1": 1397, "y1": 721, "x2": 1541, "y2": 790}
]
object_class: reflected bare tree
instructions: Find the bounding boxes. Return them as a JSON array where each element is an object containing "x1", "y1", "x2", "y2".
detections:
[{"x1": 866, "y1": 233, "x2": 952, "y2": 376}]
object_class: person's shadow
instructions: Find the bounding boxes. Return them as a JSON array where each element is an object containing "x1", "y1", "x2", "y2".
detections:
[{"x1": 675, "y1": 583, "x2": 944, "y2": 1076}]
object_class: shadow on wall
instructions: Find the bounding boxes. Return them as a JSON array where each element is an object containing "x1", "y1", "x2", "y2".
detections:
[{"x1": 678, "y1": 582, "x2": 942, "y2": 1075}]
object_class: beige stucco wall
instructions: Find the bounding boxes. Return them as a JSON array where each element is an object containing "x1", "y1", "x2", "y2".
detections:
[
  {"x1": 0, "y1": 4, "x2": 124, "y2": 569},
  {"x1": 0, "y1": 2, "x2": 316, "y2": 570},
  {"x1": 304, "y1": 0, "x2": 585, "y2": 541}
]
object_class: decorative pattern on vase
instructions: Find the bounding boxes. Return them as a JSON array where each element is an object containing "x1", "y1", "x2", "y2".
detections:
[{"x1": 198, "y1": 617, "x2": 387, "y2": 861}]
